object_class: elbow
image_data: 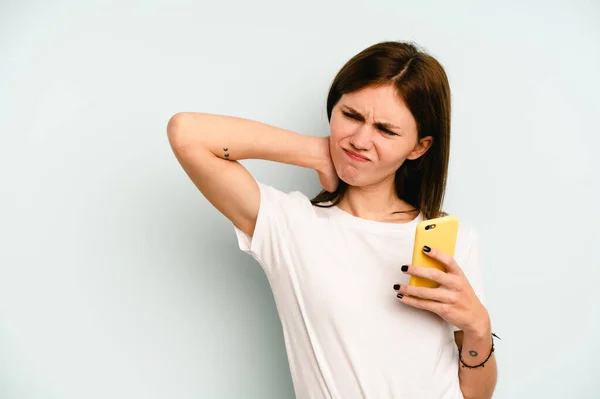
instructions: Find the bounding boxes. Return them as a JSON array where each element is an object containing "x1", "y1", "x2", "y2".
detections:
[
  {"x1": 459, "y1": 384, "x2": 479, "y2": 399},
  {"x1": 461, "y1": 386, "x2": 495, "y2": 399},
  {"x1": 166, "y1": 112, "x2": 189, "y2": 147},
  {"x1": 167, "y1": 112, "x2": 214, "y2": 155}
]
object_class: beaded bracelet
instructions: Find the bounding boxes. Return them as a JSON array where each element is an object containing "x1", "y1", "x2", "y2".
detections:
[{"x1": 458, "y1": 333, "x2": 501, "y2": 369}]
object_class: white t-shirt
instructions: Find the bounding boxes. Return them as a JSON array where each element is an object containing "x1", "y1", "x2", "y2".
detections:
[{"x1": 233, "y1": 181, "x2": 486, "y2": 399}]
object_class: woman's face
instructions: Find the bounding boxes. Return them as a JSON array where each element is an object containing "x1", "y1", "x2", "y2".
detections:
[{"x1": 329, "y1": 84, "x2": 431, "y2": 187}]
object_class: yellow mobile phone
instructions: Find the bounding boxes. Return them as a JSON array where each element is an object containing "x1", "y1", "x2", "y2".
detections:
[{"x1": 409, "y1": 215, "x2": 459, "y2": 288}]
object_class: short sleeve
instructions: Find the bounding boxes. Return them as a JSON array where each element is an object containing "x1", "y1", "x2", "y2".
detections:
[
  {"x1": 231, "y1": 180, "x2": 312, "y2": 275},
  {"x1": 452, "y1": 227, "x2": 487, "y2": 332}
]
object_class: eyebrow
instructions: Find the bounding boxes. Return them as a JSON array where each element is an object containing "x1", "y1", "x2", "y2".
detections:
[{"x1": 341, "y1": 105, "x2": 402, "y2": 131}]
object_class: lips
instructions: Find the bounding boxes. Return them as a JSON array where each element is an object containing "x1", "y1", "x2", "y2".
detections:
[{"x1": 344, "y1": 149, "x2": 370, "y2": 162}]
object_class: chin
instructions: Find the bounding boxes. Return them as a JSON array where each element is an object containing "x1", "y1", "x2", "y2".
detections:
[
  {"x1": 337, "y1": 172, "x2": 369, "y2": 187},
  {"x1": 332, "y1": 163, "x2": 361, "y2": 186},
  {"x1": 336, "y1": 166, "x2": 393, "y2": 189}
]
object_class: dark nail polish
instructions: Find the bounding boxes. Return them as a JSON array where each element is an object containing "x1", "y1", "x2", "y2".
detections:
[
  {"x1": 423, "y1": 245, "x2": 431, "y2": 252},
  {"x1": 401, "y1": 265, "x2": 408, "y2": 272},
  {"x1": 393, "y1": 284, "x2": 400, "y2": 290},
  {"x1": 397, "y1": 293, "x2": 403, "y2": 299}
]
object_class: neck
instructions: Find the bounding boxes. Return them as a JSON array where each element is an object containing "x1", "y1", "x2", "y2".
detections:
[{"x1": 336, "y1": 180, "x2": 418, "y2": 223}]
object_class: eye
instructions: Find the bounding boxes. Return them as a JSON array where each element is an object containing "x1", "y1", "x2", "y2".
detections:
[
  {"x1": 342, "y1": 111, "x2": 360, "y2": 120},
  {"x1": 378, "y1": 127, "x2": 399, "y2": 136},
  {"x1": 342, "y1": 111, "x2": 399, "y2": 136}
]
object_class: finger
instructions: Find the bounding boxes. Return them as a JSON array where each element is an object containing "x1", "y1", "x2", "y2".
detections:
[
  {"x1": 394, "y1": 283, "x2": 457, "y2": 304},
  {"x1": 401, "y1": 264, "x2": 456, "y2": 287},
  {"x1": 396, "y1": 292, "x2": 445, "y2": 314},
  {"x1": 422, "y1": 246, "x2": 463, "y2": 275}
]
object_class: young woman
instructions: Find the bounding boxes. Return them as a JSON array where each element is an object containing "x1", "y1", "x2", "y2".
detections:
[{"x1": 167, "y1": 41, "x2": 498, "y2": 399}]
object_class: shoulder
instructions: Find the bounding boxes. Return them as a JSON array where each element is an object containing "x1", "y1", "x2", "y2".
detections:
[
  {"x1": 453, "y1": 217, "x2": 487, "y2": 304},
  {"x1": 454, "y1": 219, "x2": 481, "y2": 263},
  {"x1": 457, "y1": 221, "x2": 479, "y2": 245},
  {"x1": 257, "y1": 181, "x2": 311, "y2": 204},
  {"x1": 256, "y1": 182, "x2": 317, "y2": 218}
]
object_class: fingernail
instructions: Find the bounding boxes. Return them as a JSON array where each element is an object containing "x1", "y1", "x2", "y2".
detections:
[
  {"x1": 423, "y1": 245, "x2": 431, "y2": 252},
  {"x1": 397, "y1": 293, "x2": 404, "y2": 299},
  {"x1": 401, "y1": 265, "x2": 408, "y2": 272},
  {"x1": 393, "y1": 284, "x2": 400, "y2": 290}
]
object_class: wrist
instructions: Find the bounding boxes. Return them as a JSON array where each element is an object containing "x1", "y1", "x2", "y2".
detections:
[
  {"x1": 463, "y1": 308, "x2": 491, "y2": 338},
  {"x1": 314, "y1": 136, "x2": 332, "y2": 173}
]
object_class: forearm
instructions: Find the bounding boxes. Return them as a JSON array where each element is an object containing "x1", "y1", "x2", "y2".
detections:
[
  {"x1": 457, "y1": 318, "x2": 498, "y2": 399},
  {"x1": 167, "y1": 112, "x2": 328, "y2": 171}
]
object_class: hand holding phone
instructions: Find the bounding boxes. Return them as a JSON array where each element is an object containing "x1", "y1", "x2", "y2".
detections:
[{"x1": 409, "y1": 215, "x2": 459, "y2": 288}]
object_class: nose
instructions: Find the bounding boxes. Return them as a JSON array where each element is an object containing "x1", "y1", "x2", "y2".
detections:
[{"x1": 349, "y1": 125, "x2": 373, "y2": 151}]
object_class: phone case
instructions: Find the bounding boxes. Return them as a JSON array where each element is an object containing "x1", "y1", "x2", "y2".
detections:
[{"x1": 409, "y1": 215, "x2": 459, "y2": 288}]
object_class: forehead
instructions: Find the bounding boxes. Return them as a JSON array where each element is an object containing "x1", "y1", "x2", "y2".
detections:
[{"x1": 338, "y1": 84, "x2": 414, "y2": 126}]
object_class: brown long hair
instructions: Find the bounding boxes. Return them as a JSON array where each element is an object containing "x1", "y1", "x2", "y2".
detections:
[{"x1": 310, "y1": 41, "x2": 451, "y2": 220}]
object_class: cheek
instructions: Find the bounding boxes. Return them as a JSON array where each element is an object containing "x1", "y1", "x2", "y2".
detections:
[
  {"x1": 329, "y1": 119, "x2": 352, "y2": 161},
  {"x1": 329, "y1": 117, "x2": 348, "y2": 142},
  {"x1": 374, "y1": 143, "x2": 412, "y2": 169}
]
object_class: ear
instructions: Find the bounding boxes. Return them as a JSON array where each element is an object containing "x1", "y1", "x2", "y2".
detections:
[{"x1": 407, "y1": 136, "x2": 433, "y2": 160}]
